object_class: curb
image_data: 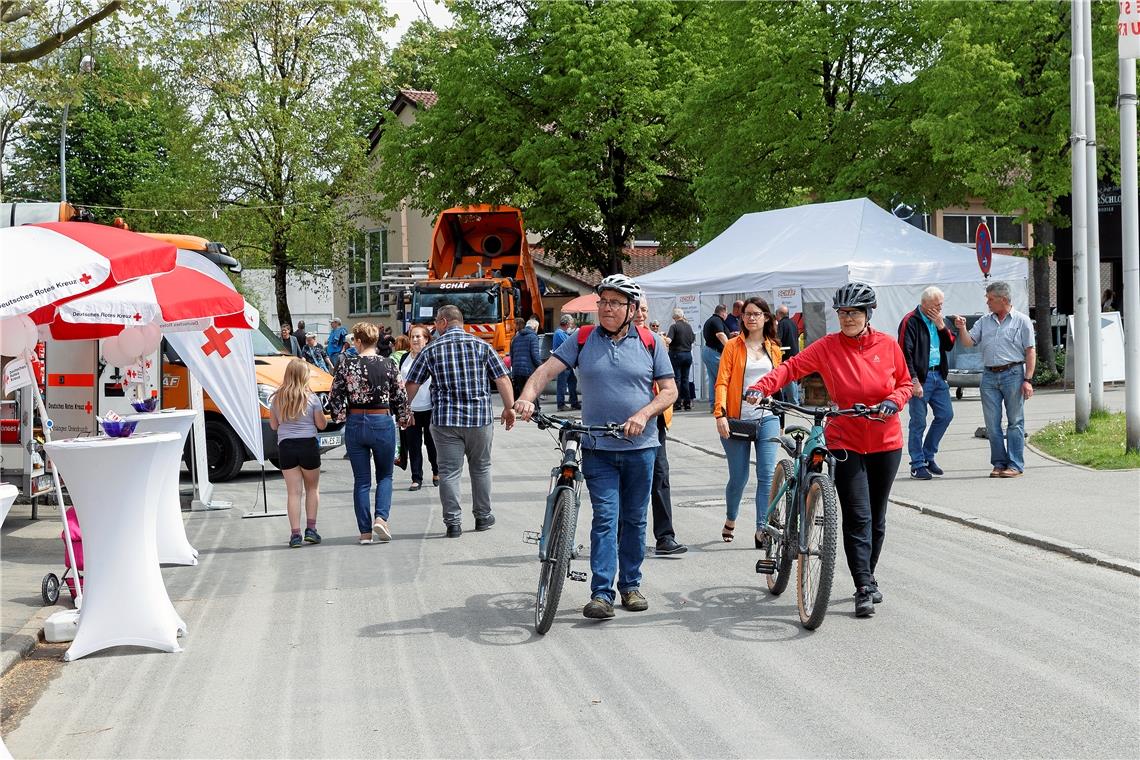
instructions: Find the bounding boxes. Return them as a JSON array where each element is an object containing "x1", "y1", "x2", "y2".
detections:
[
  {"x1": 666, "y1": 432, "x2": 1140, "y2": 578},
  {"x1": 1024, "y1": 440, "x2": 1140, "y2": 473},
  {"x1": 1, "y1": 604, "x2": 57, "y2": 677},
  {"x1": 887, "y1": 496, "x2": 1140, "y2": 577}
]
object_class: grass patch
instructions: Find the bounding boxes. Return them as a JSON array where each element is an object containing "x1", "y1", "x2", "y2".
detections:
[{"x1": 1031, "y1": 412, "x2": 1140, "y2": 469}]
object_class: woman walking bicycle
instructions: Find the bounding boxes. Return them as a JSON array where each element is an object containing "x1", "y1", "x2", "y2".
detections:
[
  {"x1": 269, "y1": 359, "x2": 328, "y2": 548},
  {"x1": 746, "y1": 283, "x2": 911, "y2": 618},
  {"x1": 713, "y1": 296, "x2": 783, "y2": 546}
]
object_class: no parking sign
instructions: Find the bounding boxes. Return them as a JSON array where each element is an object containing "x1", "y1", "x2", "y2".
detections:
[{"x1": 976, "y1": 222, "x2": 992, "y2": 278}]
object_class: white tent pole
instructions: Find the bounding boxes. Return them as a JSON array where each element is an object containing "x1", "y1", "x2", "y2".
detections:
[
  {"x1": 1120, "y1": 57, "x2": 1139, "y2": 451},
  {"x1": 25, "y1": 352, "x2": 82, "y2": 608},
  {"x1": 1071, "y1": 0, "x2": 1092, "y2": 432},
  {"x1": 1082, "y1": 0, "x2": 1104, "y2": 409}
]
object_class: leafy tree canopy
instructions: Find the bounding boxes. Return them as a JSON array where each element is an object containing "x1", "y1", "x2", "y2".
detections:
[{"x1": 377, "y1": 0, "x2": 701, "y2": 276}]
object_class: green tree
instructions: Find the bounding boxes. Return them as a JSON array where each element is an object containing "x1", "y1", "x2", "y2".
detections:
[
  {"x1": 5, "y1": 48, "x2": 219, "y2": 225},
  {"x1": 1, "y1": 0, "x2": 124, "y2": 64},
  {"x1": 376, "y1": 0, "x2": 700, "y2": 277},
  {"x1": 679, "y1": 0, "x2": 942, "y2": 241},
  {"x1": 170, "y1": 0, "x2": 392, "y2": 328},
  {"x1": 911, "y1": 0, "x2": 1120, "y2": 370}
]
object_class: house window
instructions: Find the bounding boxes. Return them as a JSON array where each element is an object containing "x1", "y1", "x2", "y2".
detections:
[
  {"x1": 943, "y1": 214, "x2": 1025, "y2": 248},
  {"x1": 348, "y1": 229, "x2": 389, "y2": 315}
]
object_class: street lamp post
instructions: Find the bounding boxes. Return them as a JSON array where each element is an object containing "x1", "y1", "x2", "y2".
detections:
[{"x1": 59, "y1": 54, "x2": 95, "y2": 204}]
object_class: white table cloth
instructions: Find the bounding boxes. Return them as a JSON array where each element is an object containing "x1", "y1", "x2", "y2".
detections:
[
  {"x1": 123, "y1": 409, "x2": 199, "y2": 565},
  {"x1": 45, "y1": 432, "x2": 188, "y2": 661},
  {"x1": 0, "y1": 483, "x2": 16, "y2": 527}
]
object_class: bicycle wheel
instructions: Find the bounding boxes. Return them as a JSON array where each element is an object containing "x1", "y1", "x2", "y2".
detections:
[
  {"x1": 535, "y1": 489, "x2": 578, "y2": 634},
  {"x1": 765, "y1": 459, "x2": 795, "y2": 595},
  {"x1": 796, "y1": 474, "x2": 839, "y2": 630}
]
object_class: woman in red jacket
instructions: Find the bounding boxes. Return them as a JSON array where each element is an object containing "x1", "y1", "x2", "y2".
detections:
[{"x1": 747, "y1": 282, "x2": 912, "y2": 618}]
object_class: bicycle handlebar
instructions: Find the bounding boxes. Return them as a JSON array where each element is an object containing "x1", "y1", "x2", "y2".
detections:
[
  {"x1": 530, "y1": 412, "x2": 626, "y2": 438},
  {"x1": 753, "y1": 396, "x2": 885, "y2": 419}
]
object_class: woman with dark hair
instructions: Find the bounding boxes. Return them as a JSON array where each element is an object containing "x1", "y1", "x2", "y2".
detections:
[
  {"x1": 747, "y1": 282, "x2": 912, "y2": 617},
  {"x1": 713, "y1": 296, "x2": 783, "y2": 546},
  {"x1": 398, "y1": 324, "x2": 439, "y2": 491},
  {"x1": 329, "y1": 322, "x2": 410, "y2": 544}
]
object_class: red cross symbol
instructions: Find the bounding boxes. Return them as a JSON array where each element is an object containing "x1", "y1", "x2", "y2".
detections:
[
  {"x1": 79, "y1": 273, "x2": 92, "y2": 285},
  {"x1": 202, "y1": 326, "x2": 234, "y2": 359},
  {"x1": 84, "y1": 401, "x2": 92, "y2": 415},
  {"x1": 132, "y1": 313, "x2": 142, "y2": 322}
]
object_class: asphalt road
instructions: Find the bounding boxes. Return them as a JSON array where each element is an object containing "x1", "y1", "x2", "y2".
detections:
[{"x1": 3, "y1": 417, "x2": 1138, "y2": 758}]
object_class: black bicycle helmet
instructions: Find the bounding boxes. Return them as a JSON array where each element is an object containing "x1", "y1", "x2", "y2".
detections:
[{"x1": 832, "y1": 281, "x2": 877, "y2": 320}]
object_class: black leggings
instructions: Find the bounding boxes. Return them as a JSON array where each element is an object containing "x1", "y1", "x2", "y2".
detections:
[
  {"x1": 401, "y1": 409, "x2": 438, "y2": 484},
  {"x1": 832, "y1": 448, "x2": 902, "y2": 590}
]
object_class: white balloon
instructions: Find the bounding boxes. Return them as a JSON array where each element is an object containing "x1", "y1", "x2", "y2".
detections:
[
  {"x1": 140, "y1": 323, "x2": 162, "y2": 354},
  {"x1": 22, "y1": 317, "x2": 39, "y2": 353},
  {"x1": 0, "y1": 315, "x2": 36, "y2": 356},
  {"x1": 101, "y1": 336, "x2": 132, "y2": 367},
  {"x1": 118, "y1": 327, "x2": 146, "y2": 359}
]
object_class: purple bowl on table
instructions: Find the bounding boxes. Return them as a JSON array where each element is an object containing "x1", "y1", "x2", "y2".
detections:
[
  {"x1": 130, "y1": 397, "x2": 160, "y2": 413},
  {"x1": 100, "y1": 420, "x2": 138, "y2": 438}
]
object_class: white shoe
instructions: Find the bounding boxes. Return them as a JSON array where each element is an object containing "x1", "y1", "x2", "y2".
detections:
[{"x1": 372, "y1": 518, "x2": 392, "y2": 542}]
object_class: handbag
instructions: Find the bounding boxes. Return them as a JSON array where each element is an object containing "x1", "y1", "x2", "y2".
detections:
[{"x1": 726, "y1": 417, "x2": 758, "y2": 441}]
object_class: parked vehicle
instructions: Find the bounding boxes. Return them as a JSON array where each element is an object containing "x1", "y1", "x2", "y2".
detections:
[
  {"x1": 409, "y1": 205, "x2": 543, "y2": 356},
  {"x1": 947, "y1": 314, "x2": 984, "y2": 399}
]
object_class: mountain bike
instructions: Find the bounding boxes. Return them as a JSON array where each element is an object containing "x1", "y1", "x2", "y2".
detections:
[
  {"x1": 523, "y1": 413, "x2": 625, "y2": 634},
  {"x1": 749, "y1": 397, "x2": 884, "y2": 630}
]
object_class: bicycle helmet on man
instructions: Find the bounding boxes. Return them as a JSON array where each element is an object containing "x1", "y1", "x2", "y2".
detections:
[{"x1": 595, "y1": 274, "x2": 643, "y2": 334}]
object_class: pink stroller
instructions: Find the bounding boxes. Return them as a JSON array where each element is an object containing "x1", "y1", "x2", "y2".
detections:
[{"x1": 41, "y1": 507, "x2": 84, "y2": 605}]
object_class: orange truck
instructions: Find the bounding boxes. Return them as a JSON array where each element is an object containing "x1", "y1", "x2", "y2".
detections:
[{"x1": 408, "y1": 205, "x2": 542, "y2": 355}]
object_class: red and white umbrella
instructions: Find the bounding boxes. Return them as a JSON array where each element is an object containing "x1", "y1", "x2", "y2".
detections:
[
  {"x1": 560, "y1": 292, "x2": 599, "y2": 313},
  {"x1": 0, "y1": 222, "x2": 177, "y2": 319},
  {"x1": 31, "y1": 266, "x2": 255, "y2": 341}
]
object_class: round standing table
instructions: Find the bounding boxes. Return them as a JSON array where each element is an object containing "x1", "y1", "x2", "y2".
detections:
[
  {"x1": 123, "y1": 409, "x2": 199, "y2": 565},
  {"x1": 45, "y1": 432, "x2": 188, "y2": 661}
]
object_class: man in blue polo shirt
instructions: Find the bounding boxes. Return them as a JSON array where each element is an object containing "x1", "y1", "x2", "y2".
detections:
[
  {"x1": 514, "y1": 274, "x2": 677, "y2": 620},
  {"x1": 957, "y1": 280, "x2": 1036, "y2": 478}
]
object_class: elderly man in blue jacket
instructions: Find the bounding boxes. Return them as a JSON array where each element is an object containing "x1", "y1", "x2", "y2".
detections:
[{"x1": 510, "y1": 317, "x2": 543, "y2": 412}]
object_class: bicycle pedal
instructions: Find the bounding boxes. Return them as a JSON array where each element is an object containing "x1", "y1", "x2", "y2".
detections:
[
  {"x1": 523, "y1": 530, "x2": 540, "y2": 545},
  {"x1": 755, "y1": 559, "x2": 777, "y2": 575},
  {"x1": 568, "y1": 570, "x2": 588, "y2": 582}
]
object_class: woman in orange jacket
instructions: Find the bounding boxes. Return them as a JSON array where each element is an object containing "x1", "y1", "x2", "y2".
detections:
[
  {"x1": 713, "y1": 296, "x2": 783, "y2": 546},
  {"x1": 747, "y1": 282, "x2": 912, "y2": 617}
]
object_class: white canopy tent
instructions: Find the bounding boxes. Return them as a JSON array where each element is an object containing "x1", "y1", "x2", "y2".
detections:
[{"x1": 636, "y1": 198, "x2": 1029, "y2": 399}]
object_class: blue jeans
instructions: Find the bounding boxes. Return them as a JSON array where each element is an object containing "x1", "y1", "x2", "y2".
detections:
[
  {"x1": 557, "y1": 368, "x2": 578, "y2": 408},
  {"x1": 702, "y1": 345, "x2": 722, "y2": 409},
  {"x1": 787, "y1": 380, "x2": 801, "y2": 405},
  {"x1": 980, "y1": 365, "x2": 1026, "y2": 472},
  {"x1": 345, "y1": 414, "x2": 396, "y2": 532},
  {"x1": 669, "y1": 351, "x2": 692, "y2": 406},
  {"x1": 907, "y1": 373, "x2": 954, "y2": 469},
  {"x1": 719, "y1": 415, "x2": 780, "y2": 529},
  {"x1": 581, "y1": 447, "x2": 656, "y2": 603}
]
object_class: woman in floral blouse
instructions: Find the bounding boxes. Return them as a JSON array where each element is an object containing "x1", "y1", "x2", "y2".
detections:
[{"x1": 329, "y1": 322, "x2": 410, "y2": 544}]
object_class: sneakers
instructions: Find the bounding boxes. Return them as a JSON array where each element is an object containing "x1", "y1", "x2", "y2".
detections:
[
  {"x1": 288, "y1": 533, "x2": 303, "y2": 548},
  {"x1": 620, "y1": 589, "x2": 648, "y2": 612},
  {"x1": 558, "y1": 404, "x2": 570, "y2": 411},
  {"x1": 372, "y1": 517, "x2": 392, "y2": 542},
  {"x1": 927, "y1": 461, "x2": 944, "y2": 476},
  {"x1": 303, "y1": 528, "x2": 321, "y2": 544},
  {"x1": 475, "y1": 514, "x2": 496, "y2": 531},
  {"x1": 855, "y1": 586, "x2": 876, "y2": 617},
  {"x1": 655, "y1": 537, "x2": 688, "y2": 555},
  {"x1": 869, "y1": 582, "x2": 883, "y2": 604},
  {"x1": 582, "y1": 596, "x2": 615, "y2": 619},
  {"x1": 910, "y1": 466, "x2": 933, "y2": 480},
  {"x1": 445, "y1": 524, "x2": 462, "y2": 538},
  {"x1": 998, "y1": 468, "x2": 1023, "y2": 478}
]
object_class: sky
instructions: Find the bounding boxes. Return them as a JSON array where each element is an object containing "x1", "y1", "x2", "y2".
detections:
[{"x1": 385, "y1": 0, "x2": 453, "y2": 47}]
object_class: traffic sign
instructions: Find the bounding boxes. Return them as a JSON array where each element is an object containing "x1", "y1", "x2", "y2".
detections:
[{"x1": 976, "y1": 222, "x2": 992, "y2": 277}]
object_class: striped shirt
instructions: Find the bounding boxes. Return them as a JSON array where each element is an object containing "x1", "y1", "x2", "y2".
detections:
[{"x1": 404, "y1": 326, "x2": 509, "y2": 427}]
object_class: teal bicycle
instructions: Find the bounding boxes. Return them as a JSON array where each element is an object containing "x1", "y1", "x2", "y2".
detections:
[{"x1": 750, "y1": 397, "x2": 883, "y2": 630}]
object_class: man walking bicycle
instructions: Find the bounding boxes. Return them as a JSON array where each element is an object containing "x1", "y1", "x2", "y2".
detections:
[{"x1": 515, "y1": 275, "x2": 678, "y2": 619}]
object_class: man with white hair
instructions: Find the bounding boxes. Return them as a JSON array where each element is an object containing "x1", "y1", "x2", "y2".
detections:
[
  {"x1": 898, "y1": 286, "x2": 958, "y2": 480},
  {"x1": 553, "y1": 314, "x2": 580, "y2": 410}
]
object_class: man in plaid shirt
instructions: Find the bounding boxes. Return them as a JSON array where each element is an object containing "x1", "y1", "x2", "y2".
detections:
[{"x1": 404, "y1": 304, "x2": 516, "y2": 537}]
